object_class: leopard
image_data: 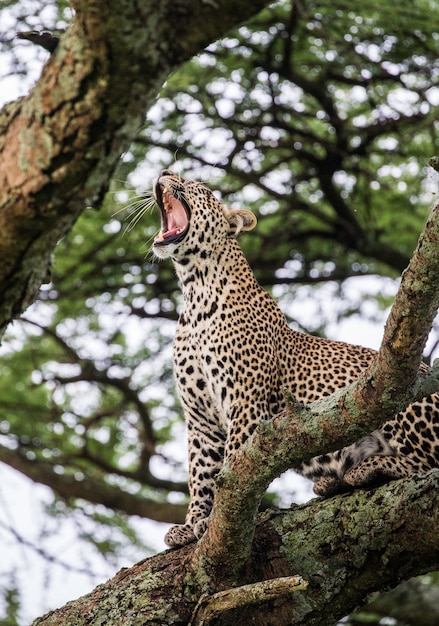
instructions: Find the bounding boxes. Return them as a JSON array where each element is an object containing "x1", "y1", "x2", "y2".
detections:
[{"x1": 151, "y1": 169, "x2": 439, "y2": 548}]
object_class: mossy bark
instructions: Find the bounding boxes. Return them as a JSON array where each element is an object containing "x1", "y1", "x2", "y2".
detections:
[{"x1": 32, "y1": 472, "x2": 439, "y2": 626}]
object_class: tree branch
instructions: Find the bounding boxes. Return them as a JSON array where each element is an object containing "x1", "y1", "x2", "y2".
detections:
[
  {"x1": 31, "y1": 472, "x2": 439, "y2": 626},
  {"x1": 0, "y1": 445, "x2": 187, "y2": 523},
  {"x1": 189, "y1": 576, "x2": 308, "y2": 626},
  {"x1": 16, "y1": 31, "x2": 60, "y2": 53}
]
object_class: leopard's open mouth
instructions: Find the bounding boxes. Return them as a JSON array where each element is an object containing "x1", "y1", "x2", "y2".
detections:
[{"x1": 153, "y1": 178, "x2": 190, "y2": 246}]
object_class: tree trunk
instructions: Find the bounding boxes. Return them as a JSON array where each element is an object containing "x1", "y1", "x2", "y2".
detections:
[{"x1": 32, "y1": 471, "x2": 439, "y2": 626}]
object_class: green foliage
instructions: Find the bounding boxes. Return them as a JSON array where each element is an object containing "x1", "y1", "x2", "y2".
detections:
[
  {"x1": 135, "y1": 0, "x2": 439, "y2": 287},
  {"x1": 0, "y1": 577, "x2": 20, "y2": 626}
]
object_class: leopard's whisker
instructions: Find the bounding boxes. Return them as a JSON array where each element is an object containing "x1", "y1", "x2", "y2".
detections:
[{"x1": 110, "y1": 190, "x2": 158, "y2": 235}]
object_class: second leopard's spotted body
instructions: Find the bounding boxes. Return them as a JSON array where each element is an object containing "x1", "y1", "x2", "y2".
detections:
[{"x1": 152, "y1": 170, "x2": 439, "y2": 548}]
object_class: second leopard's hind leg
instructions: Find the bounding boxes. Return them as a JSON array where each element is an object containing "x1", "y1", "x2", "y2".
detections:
[
  {"x1": 312, "y1": 454, "x2": 422, "y2": 496},
  {"x1": 343, "y1": 453, "x2": 425, "y2": 488},
  {"x1": 299, "y1": 430, "x2": 397, "y2": 496}
]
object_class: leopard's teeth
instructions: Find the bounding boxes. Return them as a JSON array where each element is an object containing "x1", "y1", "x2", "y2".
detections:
[{"x1": 163, "y1": 188, "x2": 173, "y2": 213}]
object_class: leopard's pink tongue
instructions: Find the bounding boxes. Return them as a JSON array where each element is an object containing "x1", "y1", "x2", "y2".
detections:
[
  {"x1": 163, "y1": 227, "x2": 182, "y2": 238},
  {"x1": 154, "y1": 226, "x2": 184, "y2": 243}
]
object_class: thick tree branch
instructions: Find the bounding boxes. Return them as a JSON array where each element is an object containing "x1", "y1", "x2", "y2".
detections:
[
  {"x1": 31, "y1": 472, "x2": 439, "y2": 626},
  {"x1": 0, "y1": 0, "x2": 271, "y2": 339}
]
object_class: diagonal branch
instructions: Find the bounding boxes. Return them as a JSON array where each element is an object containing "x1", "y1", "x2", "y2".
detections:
[{"x1": 194, "y1": 193, "x2": 439, "y2": 583}]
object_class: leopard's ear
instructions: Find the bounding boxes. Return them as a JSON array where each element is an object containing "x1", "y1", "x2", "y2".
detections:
[{"x1": 223, "y1": 207, "x2": 257, "y2": 235}]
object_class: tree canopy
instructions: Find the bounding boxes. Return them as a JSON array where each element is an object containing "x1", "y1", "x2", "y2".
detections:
[{"x1": 0, "y1": 0, "x2": 439, "y2": 624}]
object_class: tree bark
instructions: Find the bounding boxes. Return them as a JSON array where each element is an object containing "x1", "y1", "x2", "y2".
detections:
[
  {"x1": 31, "y1": 471, "x2": 439, "y2": 626},
  {"x1": 0, "y1": 0, "x2": 271, "y2": 339}
]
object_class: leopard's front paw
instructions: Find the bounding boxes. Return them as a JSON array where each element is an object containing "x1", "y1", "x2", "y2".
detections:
[{"x1": 164, "y1": 524, "x2": 197, "y2": 548}]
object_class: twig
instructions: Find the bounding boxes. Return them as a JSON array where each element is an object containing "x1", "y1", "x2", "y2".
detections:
[
  {"x1": 189, "y1": 576, "x2": 308, "y2": 626},
  {"x1": 16, "y1": 31, "x2": 60, "y2": 53}
]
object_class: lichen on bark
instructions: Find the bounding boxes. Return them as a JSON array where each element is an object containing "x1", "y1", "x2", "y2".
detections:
[{"x1": 31, "y1": 472, "x2": 439, "y2": 626}]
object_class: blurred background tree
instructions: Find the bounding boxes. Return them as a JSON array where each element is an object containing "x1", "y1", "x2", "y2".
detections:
[{"x1": 0, "y1": 0, "x2": 438, "y2": 623}]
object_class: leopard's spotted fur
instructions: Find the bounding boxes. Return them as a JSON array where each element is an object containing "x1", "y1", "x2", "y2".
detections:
[{"x1": 152, "y1": 170, "x2": 439, "y2": 548}]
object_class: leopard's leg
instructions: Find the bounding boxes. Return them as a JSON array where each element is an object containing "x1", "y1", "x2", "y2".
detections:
[
  {"x1": 299, "y1": 444, "x2": 361, "y2": 496},
  {"x1": 165, "y1": 419, "x2": 225, "y2": 548},
  {"x1": 173, "y1": 403, "x2": 267, "y2": 544},
  {"x1": 164, "y1": 524, "x2": 197, "y2": 549},
  {"x1": 300, "y1": 430, "x2": 396, "y2": 497},
  {"x1": 343, "y1": 453, "x2": 423, "y2": 488},
  {"x1": 313, "y1": 475, "x2": 352, "y2": 497},
  {"x1": 299, "y1": 449, "x2": 347, "y2": 497},
  {"x1": 165, "y1": 398, "x2": 273, "y2": 547}
]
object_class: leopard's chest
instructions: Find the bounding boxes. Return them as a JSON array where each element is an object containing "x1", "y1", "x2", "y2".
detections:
[
  {"x1": 173, "y1": 317, "x2": 235, "y2": 420},
  {"x1": 173, "y1": 297, "x2": 284, "y2": 426}
]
